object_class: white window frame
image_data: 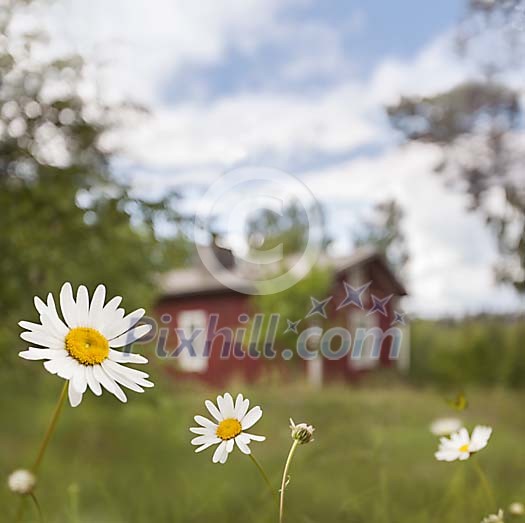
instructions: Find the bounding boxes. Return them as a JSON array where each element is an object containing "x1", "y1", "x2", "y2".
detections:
[
  {"x1": 177, "y1": 310, "x2": 208, "y2": 373},
  {"x1": 349, "y1": 310, "x2": 380, "y2": 370}
]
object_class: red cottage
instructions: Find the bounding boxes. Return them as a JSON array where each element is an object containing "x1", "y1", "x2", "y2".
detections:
[{"x1": 155, "y1": 245, "x2": 409, "y2": 387}]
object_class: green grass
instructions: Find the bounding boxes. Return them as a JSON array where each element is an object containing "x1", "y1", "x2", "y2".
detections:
[{"x1": 2, "y1": 369, "x2": 525, "y2": 522}]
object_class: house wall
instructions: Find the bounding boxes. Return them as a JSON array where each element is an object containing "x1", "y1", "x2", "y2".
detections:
[
  {"x1": 155, "y1": 293, "x2": 263, "y2": 386},
  {"x1": 155, "y1": 259, "x2": 404, "y2": 387}
]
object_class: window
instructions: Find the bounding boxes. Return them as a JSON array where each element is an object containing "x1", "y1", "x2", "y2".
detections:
[
  {"x1": 177, "y1": 310, "x2": 208, "y2": 373},
  {"x1": 349, "y1": 310, "x2": 380, "y2": 370}
]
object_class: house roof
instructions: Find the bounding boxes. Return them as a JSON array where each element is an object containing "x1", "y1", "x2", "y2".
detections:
[{"x1": 159, "y1": 245, "x2": 407, "y2": 298}]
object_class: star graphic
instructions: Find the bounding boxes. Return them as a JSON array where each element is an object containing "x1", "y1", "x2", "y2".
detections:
[
  {"x1": 392, "y1": 310, "x2": 406, "y2": 326},
  {"x1": 306, "y1": 296, "x2": 332, "y2": 319},
  {"x1": 367, "y1": 294, "x2": 393, "y2": 316},
  {"x1": 284, "y1": 319, "x2": 301, "y2": 334},
  {"x1": 336, "y1": 281, "x2": 371, "y2": 310}
]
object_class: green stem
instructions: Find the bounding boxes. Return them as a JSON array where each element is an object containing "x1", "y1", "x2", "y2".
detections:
[
  {"x1": 32, "y1": 381, "x2": 68, "y2": 473},
  {"x1": 279, "y1": 439, "x2": 300, "y2": 523},
  {"x1": 473, "y1": 459, "x2": 496, "y2": 510},
  {"x1": 13, "y1": 381, "x2": 68, "y2": 523},
  {"x1": 248, "y1": 453, "x2": 277, "y2": 501},
  {"x1": 29, "y1": 493, "x2": 44, "y2": 523}
]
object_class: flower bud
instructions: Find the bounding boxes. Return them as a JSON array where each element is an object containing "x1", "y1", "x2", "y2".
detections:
[
  {"x1": 509, "y1": 502, "x2": 525, "y2": 517},
  {"x1": 290, "y1": 418, "x2": 315, "y2": 444},
  {"x1": 7, "y1": 469, "x2": 36, "y2": 495}
]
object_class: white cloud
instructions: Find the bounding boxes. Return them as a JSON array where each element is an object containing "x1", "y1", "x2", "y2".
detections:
[{"x1": 31, "y1": 1, "x2": 524, "y2": 315}]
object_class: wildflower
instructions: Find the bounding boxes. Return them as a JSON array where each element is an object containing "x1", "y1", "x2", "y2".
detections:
[
  {"x1": 430, "y1": 417, "x2": 463, "y2": 436},
  {"x1": 8, "y1": 469, "x2": 36, "y2": 495},
  {"x1": 190, "y1": 393, "x2": 265, "y2": 464},
  {"x1": 481, "y1": 509, "x2": 504, "y2": 523},
  {"x1": 509, "y1": 503, "x2": 525, "y2": 516},
  {"x1": 19, "y1": 282, "x2": 153, "y2": 407},
  {"x1": 290, "y1": 419, "x2": 315, "y2": 444},
  {"x1": 435, "y1": 426, "x2": 492, "y2": 462}
]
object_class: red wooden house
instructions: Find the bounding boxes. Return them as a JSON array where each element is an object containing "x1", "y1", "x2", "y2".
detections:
[{"x1": 155, "y1": 245, "x2": 409, "y2": 387}]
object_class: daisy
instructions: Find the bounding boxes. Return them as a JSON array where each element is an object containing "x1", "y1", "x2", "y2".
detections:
[
  {"x1": 435, "y1": 426, "x2": 492, "y2": 462},
  {"x1": 19, "y1": 282, "x2": 154, "y2": 407},
  {"x1": 481, "y1": 509, "x2": 504, "y2": 523},
  {"x1": 190, "y1": 393, "x2": 265, "y2": 464},
  {"x1": 430, "y1": 417, "x2": 463, "y2": 436}
]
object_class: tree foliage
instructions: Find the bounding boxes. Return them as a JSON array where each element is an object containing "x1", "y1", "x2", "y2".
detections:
[{"x1": 0, "y1": 0, "x2": 191, "y2": 363}]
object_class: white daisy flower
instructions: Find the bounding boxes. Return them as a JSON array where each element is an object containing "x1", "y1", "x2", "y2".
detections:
[
  {"x1": 435, "y1": 426, "x2": 492, "y2": 462},
  {"x1": 190, "y1": 393, "x2": 266, "y2": 464},
  {"x1": 19, "y1": 282, "x2": 154, "y2": 407},
  {"x1": 481, "y1": 509, "x2": 504, "y2": 523},
  {"x1": 509, "y1": 502, "x2": 525, "y2": 516},
  {"x1": 430, "y1": 417, "x2": 463, "y2": 436}
]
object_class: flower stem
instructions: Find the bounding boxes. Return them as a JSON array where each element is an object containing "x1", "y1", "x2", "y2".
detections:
[
  {"x1": 32, "y1": 381, "x2": 68, "y2": 473},
  {"x1": 279, "y1": 439, "x2": 300, "y2": 523},
  {"x1": 13, "y1": 381, "x2": 68, "y2": 523},
  {"x1": 473, "y1": 459, "x2": 496, "y2": 510},
  {"x1": 248, "y1": 453, "x2": 277, "y2": 501},
  {"x1": 29, "y1": 493, "x2": 44, "y2": 523}
]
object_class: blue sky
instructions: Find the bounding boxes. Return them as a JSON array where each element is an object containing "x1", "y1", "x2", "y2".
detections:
[{"x1": 45, "y1": 0, "x2": 522, "y2": 317}]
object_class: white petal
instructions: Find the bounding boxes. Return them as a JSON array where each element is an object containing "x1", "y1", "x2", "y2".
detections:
[
  {"x1": 102, "y1": 360, "x2": 151, "y2": 383},
  {"x1": 212, "y1": 441, "x2": 228, "y2": 464},
  {"x1": 34, "y1": 296, "x2": 47, "y2": 315},
  {"x1": 234, "y1": 394, "x2": 250, "y2": 420},
  {"x1": 102, "y1": 361, "x2": 144, "y2": 393},
  {"x1": 72, "y1": 365, "x2": 87, "y2": 394},
  {"x1": 88, "y1": 284, "x2": 106, "y2": 328},
  {"x1": 86, "y1": 365, "x2": 102, "y2": 396},
  {"x1": 104, "y1": 309, "x2": 145, "y2": 340},
  {"x1": 19, "y1": 348, "x2": 65, "y2": 361},
  {"x1": 108, "y1": 349, "x2": 148, "y2": 364},
  {"x1": 195, "y1": 440, "x2": 220, "y2": 453},
  {"x1": 76, "y1": 286, "x2": 90, "y2": 327},
  {"x1": 241, "y1": 406, "x2": 263, "y2": 430},
  {"x1": 44, "y1": 294, "x2": 69, "y2": 337},
  {"x1": 470, "y1": 426, "x2": 492, "y2": 452},
  {"x1": 108, "y1": 324, "x2": 152, "y2": 348},
  {"x1": 93, "y1": 364, "x2": 116, "y2": 393},
  {"x1": 194, "y1": 415, "x2": 217, "y2": 430},
  {"x1": 68, "y1": 379, "x2": 83, "y2": 407},
  {"x1": 60, "y1": 282, "x2": 78, "y2": 329},
  {"x1": 191, "y1": 435, "x2": 216, "y2": 446},
  {"x1": 20, "y1": 330, "x2": 63, "y2": 349},
  {"x1": 243, "y1": 432, "x2": 266, "y2": 442},
  {"x1": 217, "y1": 393, "x2": 235, "y2": 419},
  {"x1": 189, "y1": 427, "x2": 213, "y2": 435},
  {"x1": 235, "y1": 435, "x2": 251, "y2": 454},
  {"x1": 205, "y1": 400, "x2": 223, "y2": 422}
]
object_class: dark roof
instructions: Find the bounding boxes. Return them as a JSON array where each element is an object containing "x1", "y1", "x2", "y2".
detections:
[{"x1": 159, "y1": 245, "x2": 407, "y2": 298}]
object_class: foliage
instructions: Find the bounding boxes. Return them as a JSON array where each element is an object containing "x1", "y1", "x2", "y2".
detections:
[
  {"x1": 248, "y1": 265, "x2": 333, "y2": 355},
  {"x1": 3, "y1": 375, "x2": 525, "y2": 523},
  {"x1": 245, "y1": 200, "x2": 331, "y2": 257},
  {"x1": 387, "y1": 80, "x2": 525, "y2": 293},
  {"x1": 409, "y1": 316, "x2": 525, "y2": 388},
  {"x1": 354, "y1": 199, "x2": 409, "y2": 279},
  {"x1": 0, "y1": 0, "x2": 191, "y2": 364}
]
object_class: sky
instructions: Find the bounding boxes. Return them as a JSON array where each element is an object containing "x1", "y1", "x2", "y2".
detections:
[{"x1": 39, "y1": 0, "x2": 524, "y2": 317}]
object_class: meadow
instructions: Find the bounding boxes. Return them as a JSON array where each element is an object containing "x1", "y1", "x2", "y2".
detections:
[{"x1": 2, "y1": 368, "x2": 525, "y2": 523}]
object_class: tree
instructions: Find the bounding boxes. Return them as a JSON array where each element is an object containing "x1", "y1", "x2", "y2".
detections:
[
  {"x1": 0, "y1": 0, "x2": 191, "y2": 364},
  {"x1": 354, "y1": 199, "x2": 409, "y2": 279},
  {"x1": 387, "y1": 0, "x2": 525, "y2": 293}
]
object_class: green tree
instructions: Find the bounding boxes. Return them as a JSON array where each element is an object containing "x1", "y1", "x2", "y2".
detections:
[
  {"x1": 354, "y1": 199, "x2": 409, "y2": 279},
  {"x1": 0, "y1": 0, "x2": 191, "y2": 364}
]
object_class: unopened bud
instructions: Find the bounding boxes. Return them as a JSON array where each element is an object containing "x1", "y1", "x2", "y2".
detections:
[
  {"x1": 7, "y1": 469, "x2": 36, "y2": 495},
  {"x1": 290, "y1": 418, "x2": 315, "y2": 444},
  {"x1": 509, "y1": 502, "x2": 525, "y2": 517}
]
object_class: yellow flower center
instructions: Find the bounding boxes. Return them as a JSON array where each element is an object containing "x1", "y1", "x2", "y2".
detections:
[
  {"x1": 216, "y1": 418, "x2": 242, "y2": 440},
  {"x1": 459, "y1": 444, "x2": 469, "y2": 453},
  {"x1": 65, "y1": 327, "x2": 109, "y2": 365}
]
